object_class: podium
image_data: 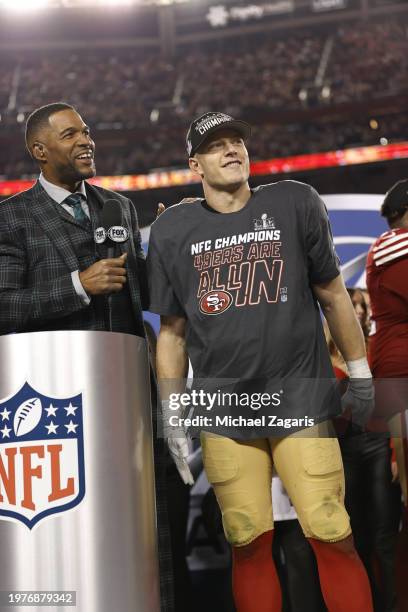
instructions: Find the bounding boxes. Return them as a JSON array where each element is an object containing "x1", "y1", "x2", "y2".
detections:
[{"x1": 0, "y1": 331, "x2": 160, "y2": 612}]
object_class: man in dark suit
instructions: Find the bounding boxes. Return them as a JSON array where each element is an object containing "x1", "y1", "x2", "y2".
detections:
[
  {"x1": 0, "y1": 102, "x2": 174, "y2": 611},
  {"x1": 0, "y1": 102, "x2": 146, "y2": 336}
]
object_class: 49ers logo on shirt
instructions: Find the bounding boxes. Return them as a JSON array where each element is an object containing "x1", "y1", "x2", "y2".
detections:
[{"x1": 199, "y1": 290, "x2": 233, "y2": 315}]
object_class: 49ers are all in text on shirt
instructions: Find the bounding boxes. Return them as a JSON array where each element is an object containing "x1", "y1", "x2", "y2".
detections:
[{"x1": 147, "y1": 181, "x2": 342, "y2": 428}]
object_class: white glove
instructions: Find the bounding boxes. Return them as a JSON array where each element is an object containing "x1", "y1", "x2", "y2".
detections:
[
  {"x1": 162, "y1": 400, "x2": 194, "y2": 485},
  {"x1": 167, "y1": 434, "x2": 194, "y2": 485}
]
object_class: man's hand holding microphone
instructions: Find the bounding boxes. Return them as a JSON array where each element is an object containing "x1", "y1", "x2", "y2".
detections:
[
  {"x1": 79, "y1": 253, "x2": 127, "y2": 295},
  {"x1": 80, "y1": 199, "x2": 165, "y2": 296}
]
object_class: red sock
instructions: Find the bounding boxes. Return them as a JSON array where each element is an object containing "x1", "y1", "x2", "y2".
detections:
[
  {"x1": 309, "y1": 537, "x2": 373, "y2": 612},
  {"x1": 232, "y1": 530, "x2": 282, "y2": 612}
]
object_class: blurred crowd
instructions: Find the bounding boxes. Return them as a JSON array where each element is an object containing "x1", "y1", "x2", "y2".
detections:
[
  {"x1": 2, "y1": 111, "x2": 406, "y2": 180},
  {"x1": 1, "y1": 17, "x2": 407, "y2": 179},
  {"x1": 330, "y1": 21, "x2": 408, "y2": 103}
]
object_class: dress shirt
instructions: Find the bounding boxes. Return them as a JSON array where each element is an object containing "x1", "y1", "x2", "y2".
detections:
[{"x1": 39, "y1": 174, "x2": 90, "y2": 305}]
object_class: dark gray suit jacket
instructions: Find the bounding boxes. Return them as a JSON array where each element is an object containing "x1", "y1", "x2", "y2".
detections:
[{"x1": 0, "y1": 180, "x2": 147, "y2": 334}]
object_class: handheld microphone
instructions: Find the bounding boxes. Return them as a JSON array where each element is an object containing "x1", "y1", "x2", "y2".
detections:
[
  {"x1": 97, "y1": 199, "x2": 130, "y2": 331},
  {"x1": 99, "y1": 199, "x2": 127, "y2": 258}
]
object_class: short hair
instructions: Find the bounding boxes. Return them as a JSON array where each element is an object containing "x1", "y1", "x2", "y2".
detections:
[
  {"x1": 381, "y1": 179, "x2": 408, "y2": 225},
  {"x1": 25, "y1": 102, "x2": 75, "y2": 154}
]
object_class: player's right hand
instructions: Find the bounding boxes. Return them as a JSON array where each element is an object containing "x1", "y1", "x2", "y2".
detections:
[
  {"x1": 161, "y1": 399, "x2": 194, "y2": 485},
  {"x1": 157, "y1": 203, "x2": 165, "y2": 218},
  {"x1": 167, "y1": 434, "x2": 194, "y2": 485},
  {"x1": 79, "y1": 253, "x2": 127, "y2": 295}
]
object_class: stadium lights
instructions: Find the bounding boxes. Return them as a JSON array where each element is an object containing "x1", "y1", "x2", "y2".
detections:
[
  {"x1": 0, "y1": 0, "x2": 51, "y2": 10},
  {"x1": 0, "y1": 0, "x2": 136, "y2": 9},
  {"x1": 0, "y1": 0, "x2": 186, "y2": 8},
  {"x1": 92, "y1": 0, "x2": 134, "y2": 5},
  {"x1": 0, "y1": 0, "x2": 51, "y2": 9}
]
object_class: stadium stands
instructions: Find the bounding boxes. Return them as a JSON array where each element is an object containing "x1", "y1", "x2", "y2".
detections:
[{"x1": 1, "y1": 16, "x2": 407, "y2": 179}]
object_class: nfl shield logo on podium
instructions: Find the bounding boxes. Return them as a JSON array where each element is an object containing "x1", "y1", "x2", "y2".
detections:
[{"x1": 0, "y1": 382, "x2": 85, "y2": 529}]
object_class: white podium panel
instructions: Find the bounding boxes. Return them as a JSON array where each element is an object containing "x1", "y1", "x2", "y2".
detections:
[{"x1": 0, "y1": 331, "x2": 160, "y2": 612}]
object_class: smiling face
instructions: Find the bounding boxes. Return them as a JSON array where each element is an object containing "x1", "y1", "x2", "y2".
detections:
[
  {"x1": 189, "y1": 128, "x2": 250, "y2": 193},
  {"x1": 31, "y1": 109, "x2": 96, "y2": 189}
]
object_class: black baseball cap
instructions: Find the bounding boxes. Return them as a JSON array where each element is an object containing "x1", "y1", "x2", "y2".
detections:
[
  {"x1": 186, "y1": 112, "x2": 251, "y2": 157},
  {"x1": 381, "y1": 179, "x2": 408, "y2": 220}
]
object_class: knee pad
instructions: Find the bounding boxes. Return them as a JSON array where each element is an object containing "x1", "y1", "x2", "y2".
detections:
[
  {"x1": 201, "y1": 435, "x2": 273, "y2": 546},
  {"x1": 306, "y1": 500, "x2": 351, "y2": 542},
  {"x1": 298, "y1": 438, "x2": 351, "y2": 541},
  {"x1": 222, "y1": 505, "x2": 263, "y2": 546}
]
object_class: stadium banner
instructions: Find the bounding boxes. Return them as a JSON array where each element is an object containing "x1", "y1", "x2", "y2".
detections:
[
  {"x1": 1, "y1": 142, "x2": 408, "y2": 198},
  {"x1": 206, "y1": 1, "x2": 295, "y2": 28},
  {"x1": 312, "y1": 0, "x2": 347, "y2": 12}
]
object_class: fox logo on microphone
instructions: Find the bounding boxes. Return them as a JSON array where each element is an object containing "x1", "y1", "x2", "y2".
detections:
[{"x1": 0, "y1": 383, "x2": 85, "y2": 529}]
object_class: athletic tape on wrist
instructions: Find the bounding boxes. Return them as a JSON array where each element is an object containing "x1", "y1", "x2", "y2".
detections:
[{"x1": 346, "y1": 357, "x2": 372, "y2": 379}]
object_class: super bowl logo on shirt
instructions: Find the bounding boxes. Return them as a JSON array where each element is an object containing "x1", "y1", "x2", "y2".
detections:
[
  {"x1": 253, "y1": 213, "x2": 275, "y2": 231},
  {"x1": 0, "y1": 382, "x2": 85, "y2": 529}
]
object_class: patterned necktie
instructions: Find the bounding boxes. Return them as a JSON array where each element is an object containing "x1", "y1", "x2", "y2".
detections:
[{"x1": 64, "y1": 193, "x2": 90, "y2": 227}]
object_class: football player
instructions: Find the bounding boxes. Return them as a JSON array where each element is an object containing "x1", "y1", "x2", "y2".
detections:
[
  {"x1": 148, "y1": 112, "x2": 374, "y2": 612},
  {"x1": 366, "y1": 179, "x2": 408, "y2": 510}
]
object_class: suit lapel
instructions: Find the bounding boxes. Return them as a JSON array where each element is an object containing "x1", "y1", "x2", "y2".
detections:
[
  {"x1": 55, "y1": 201, "x2": 88, "y2": 229},
  {"x1": 84, "y1": 183, "x2": 103, "y2": 233},
  {"x1": 30, "y1": 181, "x2": 80, "y2": 272}
]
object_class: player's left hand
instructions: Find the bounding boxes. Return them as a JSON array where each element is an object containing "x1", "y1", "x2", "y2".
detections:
[{"x1": 341, "y1": 377, "x2": 375, "y2": 427}]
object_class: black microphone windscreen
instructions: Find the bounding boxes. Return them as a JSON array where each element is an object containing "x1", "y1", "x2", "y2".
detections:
[{"x1": 101, "y1": 199, "x2": 122, "y2": 230}]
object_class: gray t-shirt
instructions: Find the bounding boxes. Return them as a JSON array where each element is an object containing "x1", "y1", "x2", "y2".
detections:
[{"x1": 148, "y1": 180, "x2": 341, "y2": 433}]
